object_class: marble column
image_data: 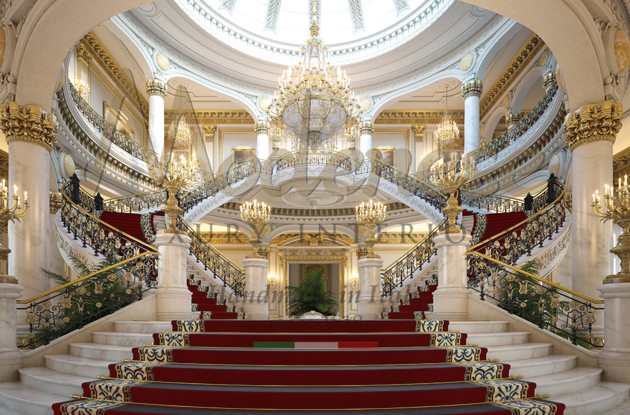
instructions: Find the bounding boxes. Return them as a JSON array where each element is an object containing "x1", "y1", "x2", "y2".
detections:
[
  {"x1": 461, "y1": 80, "x2": 482, "y2": 154},
  {"x1": 598, "y1": 283, "x2": 630, "y2": 383},
  {"x1": 243, "y1": 257, "x2": 269, "y2": 320},
  {"x1": 359, "y1": 120, "x2": 374, "y2": 157},
  {"x1": 505, "y1": 112, "x2": 521, "y2": 130},
  {"x1": 146, "y1": 79, "x2": 167, "y2": 158},
  {"x1": 431, "y1": 231, "x2": 472, "y2": 321},
  {"x1": 357, "y1": 256, "x2": 383, "y2": 319},
  {"x1": 255, "y1": 120, "x2": 270, "y2": 160},
  {"x1": 154, "y1": 230, "x2": 193, "y2": 321},
  {"x1": 564, "y1": 101, "x2": 622, "y2": 300},
  {"x1": 0, "y1": 282, "x2": 24, "y2": 381},
  {"x1": 0, "y1": 102, "x2": 57, "y2": 301}
]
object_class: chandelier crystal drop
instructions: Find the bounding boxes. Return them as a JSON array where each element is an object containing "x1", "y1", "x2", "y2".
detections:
[
  {"x1": 266, "y1": 0, "x2": 362, "y2": 150},
  {"x1": 435, "y1": 87, "x2": 459, "y2": 147},
  {"x1": 168, "y1": 90, "x2": 194, "y2": 147}
]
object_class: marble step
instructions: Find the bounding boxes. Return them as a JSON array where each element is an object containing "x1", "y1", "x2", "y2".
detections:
[
  {"x1": 113, "y1": 321, "x2": 172, "y2": 333},
  {"x1": 18, "y1": 367, "x2": 89, "y2": 397},
  {"x1": 466, "y1": 331, "x2": 529, "y2": 346},
  {"x1": 69, "y1": 342, "x2": 133, "y2": 361},
  {"x1": 524, "y1": 367, "x2": 602, "y2": 396},
  {"x1": 507, "y1": 355, "x2": 577, "y2": 378},
  {"x1": 92, "y1": 331, "x2": 154, "y2": 347},
  {"x1": 552, "y1": 382, "x2": 630, "y2": 415},
  {"x1": 449, "y1": 321, "x2": 509, "y2": 334},
  {"x1": 485, "y1": 342, "x2": 553, "y2": 361},
  {"x1": 0, "y1": 381, "x2": 62, "y2": 415},
  {"x1": 45, "y1": 354, "x2": 110, "y2": 378}
]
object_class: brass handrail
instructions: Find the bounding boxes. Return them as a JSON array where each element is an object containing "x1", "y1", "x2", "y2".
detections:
[
  {"x1": 179, "y1": 217, "x2": 245, "y2": 272},
  {"x1": 381, "y1": 218, "x2": 447, "y2": 273},
  {"x1": 467, "y1": 251, "x2": 604, "y2": 305},
  {"x1": 16, "y1": 252, "x2": 158, "y2": 304},
  {"x1": 61, "y1": 182, "x2": 158, "y2": 252},
  {"x1": 467, "y1": 186, "x2": 565, "y2": 252}
]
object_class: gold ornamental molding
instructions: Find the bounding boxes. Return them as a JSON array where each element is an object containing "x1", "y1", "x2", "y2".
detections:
[
  {"x1": 614, "y1": 145, "x2": 630, "y2": 168},
  {"x1": 375, "y1": 110, "x2": 464, "y2": 125},
  {"x1": 164, "y1": 110, "x2": 254, "y2": 125},
  {"x1": 75, "y1": 43, "x2": 93, "y2": 66},
  {"x1": 145, "y1": 79, "x2": 167, "y2": 98},
  {"x1": 49, "y1": 192, "x2": 62, "y2": 214},
  {"x1": 564, "y1": 101, "x2": 623, "y2": 152},
  {"x1": 255, "y1": 120, "x2": 269, "y2": 135},
  {"x1": 80, "y1": 33, "x2": 149, "y2": 120},
  {"x1": 0, "y1": 149, "x2": 7, "y2": 181},
  {"x1": 412, "y1": 125, "x2": 426, "y2": 139},
  {"x1": 219, "y1": 202, "x2": 409, "y2": 217},
  {"x1": 0, "y1": 102, "x2": 58, "y2": 152},
  {"x1": 359, "y1": 120, "x2": 374, "y2": 135},
  {"x1": 479, "y1": 34, "x2": 545, "y2": 120},
  {"x1": 461, "y1": 80, "x2": 483, "y2": 99}
]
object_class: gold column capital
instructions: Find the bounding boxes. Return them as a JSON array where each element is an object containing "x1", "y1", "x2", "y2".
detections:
[
  {"x1": 359, "y1": 120, "x2": 374, "y2": 136},
  {"x1": 461, "y1": 80, "x2": 483, "y2": 99},
  {"x1": 412, "y1": 125, "x2": 426, "y2": 139},
  {"x1": 49, "y1": 191, "x2": 62, "y2": 214},
  {"x1": 543, "y1": 72, "x2": 557, "y2": 90},
  {"x1": 203, "y1": 125, "x2": 216, "y2": 142},
  {"x1": 0, "y1": 102, "x2": 58, "y2": 152},
  {"x1": 564, "y1": 101, "x2": 623, "y2": 151},
  {"x1": 505, "y1": 112, "x2": 521, "y2": 130},
  {"x1": 255, "y1": 120, "x2": 269, "y2": 135},
  {"x1": 145, "y1": 79, "x2": 167, "y2": 98},
  {"x1": 76, "y1": 43, "x2": 93, "y2": 66}
]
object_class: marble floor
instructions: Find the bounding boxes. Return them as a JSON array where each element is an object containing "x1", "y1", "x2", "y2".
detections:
[{"x1": 599, "y1": 399, "x2": 630, "y2": 414}]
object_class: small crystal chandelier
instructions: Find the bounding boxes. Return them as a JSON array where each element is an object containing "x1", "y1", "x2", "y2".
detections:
[
  {"x1": 435, "y1": 87, "x2": 459, "y2": 147},
  {"x1": 74, "y1": 79, "x2": 90, "y2": 101},
  {"x1": 266, "y1": 0, "x2": 362, "y2": 150},
  {"x1": 167, "y1": 89, "x2": 193, "y2": 147}
]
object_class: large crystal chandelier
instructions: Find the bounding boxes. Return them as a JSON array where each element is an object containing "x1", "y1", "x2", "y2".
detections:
[
  {"x1": 167, "y1": 90, "x2": 193, "y2": 147},
  {"x1": 266, "y1": 1, "x2": 362, "y2": 150},
  {"x1": 435, "y1": 87, "x2": 459, "y2": 147}
]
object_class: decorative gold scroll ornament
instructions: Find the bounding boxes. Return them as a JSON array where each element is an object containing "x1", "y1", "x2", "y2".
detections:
[{"x1": 430, "y1": 156, "x2": 475, "y2": 233}]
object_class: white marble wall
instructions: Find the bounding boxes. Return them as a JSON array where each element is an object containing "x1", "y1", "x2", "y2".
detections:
[
  {"x1": 571, "y1": 140, "x2": 613, "y2": 299},
  {"x1": 598, "y1": 283, "x2": 630, "y2": 383},
  {"x1": 257, "y1": 132, "x2": 270, "y2": 160},
  {"x1": 8, "y1": 141, "x2": 50, "y2": 300},
  {"x1": 0, "y1": 283, "x2": 23, "y2": 381}
]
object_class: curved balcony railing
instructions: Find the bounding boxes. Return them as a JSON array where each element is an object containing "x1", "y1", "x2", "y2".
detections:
[
  {"x1": 16, "y1": 252, "x2": 158, "y2": 349},
  {"x1": 469, "y1": 82, "x2": 559, "y2": 166},
  {"x1": 176, "y1": 217, "x2": 245, "y2": 296},
  {"x1": 467, "y1": 252, "x2": 603, "y2": 349},
  {"x1": 381, "y1": 218, "x2": 447, "y2": 296},
  {"x1": 102, "y1": 190, "x2": 167, "y2": 213},
  {"x1": 272, "y1": 150, "x2": 353, "y2": 175},
  {"x1": 60, "y1": 182, "x2": 159, "y2": 285}
]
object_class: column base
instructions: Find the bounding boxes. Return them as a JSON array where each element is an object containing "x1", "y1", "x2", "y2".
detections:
[
  {"x1": 0, "y1": 349, "x2": 23, "y2": 382},
  {"x1": 156, "y1": 288, "x2": 193, "y2": 321},
  {"x1": 598, "y1": 350, "x2": 630, "y2": 383},
  {"x1": 431, "y1": 289, "x2": 468, "y2": 321}
]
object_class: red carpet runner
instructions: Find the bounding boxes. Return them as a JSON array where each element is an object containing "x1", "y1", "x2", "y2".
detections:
[{"x1": 52, "y1": 316, "x2": 565, "y2": 414}]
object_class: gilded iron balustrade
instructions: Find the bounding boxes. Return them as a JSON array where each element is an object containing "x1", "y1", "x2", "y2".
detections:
[
  {"x1": 64, "y1": 83, "x2": 159, "y2": 166},
  {"x1": 60, "y1": 182, "x2": 159, "y2": 285},
  {"x1": 16, "y1": 253, "x2": 158, "y2": 349},
  {"x1": 381, "y1": 218, "x2": 448, "y2": 297},
  {"x1": 176, "y1": 217, "x2": 245, "y2": 296},
  {"x1": 467, "y1": 184, "x2": 566, "y2": 275},
  {"x1": 102, "y1": 190, "x2": 167, "y2": 213},
  {"x1": 272, "y1": 150, "x2": 353, "y2": 177},
  {"x1": 467, "y1": 252, "x2": 604, "y2": 349},
  {"x1": 468, "y1": 82, "x2": 559, "y2": 166}
]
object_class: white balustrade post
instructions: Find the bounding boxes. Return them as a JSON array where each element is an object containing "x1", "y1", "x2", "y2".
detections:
[
  {"x1": 146, "y1": 79, "x2": 167, "y2": 158},
  {"x1": 431, "y1": 231, "x2": 472, "y2": 321},
  {"x1": 357, "y1": 257, "x2": 383, "y2": 319},
  {"x1": 242, "y1": 258, "x2": 269, "y2": 320},
  {"x1": 461, "y1": 80, "x2": 482, "y2": 154},
  {"x1": 0, "y1": 282, "x2": 24, "y2": 381},
  {"x1": 154, "y1": 230, "x2": 193, "y2": 321},
  {"x1": 598, "y1": 283, "x2": 630, "y2": 383}
]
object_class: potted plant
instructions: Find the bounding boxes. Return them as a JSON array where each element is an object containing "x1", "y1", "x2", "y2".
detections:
[{"x1": 287, "y1": 266, "x2": 338, "y2": 318}]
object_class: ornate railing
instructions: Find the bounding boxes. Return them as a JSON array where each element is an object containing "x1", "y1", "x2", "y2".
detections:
[
  {"x1": 468, "y1": 82, "x2": 559, "y2": 165},
  {"x1": 103, "y1": 190, "x2": 167, "y2": 213},
  {"x1": 460, "y1": 190, "x2": 523, "y2": 213},
  {"x1": 16, "y1": 253, "x2": 158, "y2": 349},
  {"x1": 467, "y1": 252, "x2": 604, "y2": 349},
  {"x1": 381, "y1": 219, "x2": 448, "y2": 296},
  {"x1": 66, "y1": 83, "x2": 158, "y2": 164},
  {"x1": 272, "y1": 150, "x2": 353, "y2": 175},
  {"x1": 60, "y1": 182, "x2": 159, "y2": 284},
  {"x1": 467, "y1": 184, "x2": 566, "y2": 267},
  {"x1": 177, "y1": 217, "x2": 245, "y2": 296}
]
